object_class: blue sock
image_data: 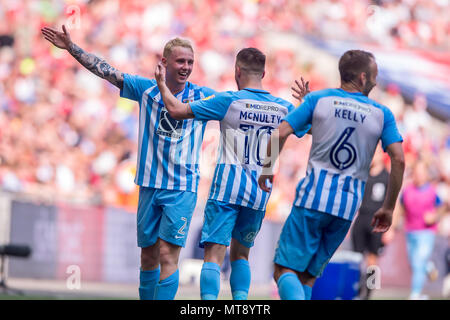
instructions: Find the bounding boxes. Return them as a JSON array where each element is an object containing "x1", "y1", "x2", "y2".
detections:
[
  {"x1": 303, "y1": 284, "x2": 312, "y2": 300},
  {"x1": 230, "y1": 259, "x2": 251, "y2": 300},
  {"x1": 200, "y1": 262, "x2": 221, "y2": 300},
  {"x1": 277, "y1": 272, "x2": 305, "y2": 300},
  {"x1": 139, "y1": 267, "x2": 160, "y2": 300},
  {"x1": 153, "y1": 269, "x2": 179, "y2": 300}
]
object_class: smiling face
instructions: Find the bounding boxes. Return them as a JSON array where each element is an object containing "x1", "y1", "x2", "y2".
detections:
[{"x1": 162, "y1": 46, "x2": 194, "y2": 88}]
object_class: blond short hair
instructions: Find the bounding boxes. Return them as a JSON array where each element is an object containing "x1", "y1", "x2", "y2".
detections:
[{"x1": 163, "y1": 38, "x2": 194, "y2": 58}]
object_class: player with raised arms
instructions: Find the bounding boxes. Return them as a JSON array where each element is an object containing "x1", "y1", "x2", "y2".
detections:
[
  {"x1": 42, "y1": 25, "x2": 215, "y2": 300},
  {"x1": 258, "y1": 50, "x2": 405, "y2": 300},
  {"x1": 155, "y1": 48, "x2": 309, "y2": 300}
]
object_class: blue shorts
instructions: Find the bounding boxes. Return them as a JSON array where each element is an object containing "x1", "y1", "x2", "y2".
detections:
[
  {"x1": 200, "y1": 199, "x2": 265, "y2": 248},
  {"x1": 137, "y1": 187, "x2": 197, "y2": 248},
  {"x1": 274, "y1": 206, "x2": 352, "y2": 277}
]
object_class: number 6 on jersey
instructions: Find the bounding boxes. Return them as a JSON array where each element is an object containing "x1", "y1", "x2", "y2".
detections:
[{"x1": 330, "y1": 127, "x2": 357, "y2": 170}]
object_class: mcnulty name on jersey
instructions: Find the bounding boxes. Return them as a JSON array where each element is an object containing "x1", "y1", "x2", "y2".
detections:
[{"x1": 239, "y1": 111, "x2": 282, "y2": 124}]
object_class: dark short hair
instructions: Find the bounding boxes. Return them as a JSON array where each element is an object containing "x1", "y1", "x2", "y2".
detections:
[
  {"x1": 236, "y1": 48, "x2": 266, "y2": 74},
  {"x1": 338, "y1": 50, "x2": 375, "y2": 83}
]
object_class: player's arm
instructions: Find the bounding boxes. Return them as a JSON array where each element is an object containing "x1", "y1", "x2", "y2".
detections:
[
  {"x1": 371, "y1": 142, "x2": 405, "y2": 233},
  {"x1": 392, "y1": 199, "x2": 404, "y2": 230},
  {"x1": 292, "y1": 77, "x2": 312, "y2": 134},
  {"x1": 41, "y1": 25, "x2": 124, "y2": 89},
  {"x1": 154, "y1": 62, "x2": 193, "y2": 120},
  {"x1": 259, "y1": 94, "x2": 313, "y2": 192},
  {"x1": 382, "y1": 195, "x2": 404, "y2": 244},
  {"x1": 258, "y1": 121, "x2": 294, "y2": 192}
]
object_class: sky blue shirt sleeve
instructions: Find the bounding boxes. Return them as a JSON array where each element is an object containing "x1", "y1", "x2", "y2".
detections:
[
  {"x1": 189, "y1": 91, "x2": 233, "y2": 121},
  {"x1": 285, "y1": 101, "x2": 295, "y2": 113},
  {"x1": 120, "y1": 73, "x2": 156, "y2": 102},
  {"x1": 380, "y1": 107, "x2": 403, "y2": 151},
  {"x1": 282, "y1": 94, "x2": 313, "y2": 138},
  {"x1": 200, "y1": 86, "x2": 216, "y2": 98}
]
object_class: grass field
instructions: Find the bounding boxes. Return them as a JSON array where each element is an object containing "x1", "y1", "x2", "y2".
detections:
[{"x1": 0, "y1": 278, "x2": 445, "y2": 300}]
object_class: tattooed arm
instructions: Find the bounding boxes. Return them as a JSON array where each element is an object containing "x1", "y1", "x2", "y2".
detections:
[
  {"x1": 41, "y1": 25, "x2": 124, "y2": 89},
  {"x1": 67, "y1": 42, "x2": 124, "y2": 89}
]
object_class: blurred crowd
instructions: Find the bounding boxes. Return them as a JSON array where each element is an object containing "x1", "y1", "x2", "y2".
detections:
[
  {"x1": 0, "y1": 0, "x2": 448, "y2": 235},
  {"x1": 294, "y1": 0, "x2": 450, "y2": 49}
]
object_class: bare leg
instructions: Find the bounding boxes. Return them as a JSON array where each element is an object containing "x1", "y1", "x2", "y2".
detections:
[
  {"x1": 140, "y1": 240, "x2": 160, "y2": 271},
  {"x1": 159, "y1": 239, "x2": 182, "y2": 280},
  {"x1": 204, "y1": 242, "x2": 228, "y2": 265}
]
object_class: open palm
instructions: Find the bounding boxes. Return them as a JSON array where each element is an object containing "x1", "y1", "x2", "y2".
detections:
[
  {"x1": 41, "y1": 25, "x2": 72, "y2": 50},
  {"x1": 291, "y1": 77, "x2": 310, "y2": 103}
]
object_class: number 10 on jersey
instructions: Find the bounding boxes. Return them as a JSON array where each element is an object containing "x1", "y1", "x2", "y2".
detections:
[{"x1": 239, "y1": 124, "x2": 275, "y2": 166}]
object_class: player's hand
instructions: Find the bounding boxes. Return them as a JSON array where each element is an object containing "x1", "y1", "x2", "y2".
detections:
[
  {"x1": 371, "y1": 207, "x2": 393, "y2": 233},
  {"x1": 155, "y1": 62, "x2": 166, "y2": 85},
  {"x1": 258, "y1": 174, "x2": 273, "y2": 193},
  {"x1": 41, "y1": 25, "x2": 72, "y2": 50},
  {"x1": 291, "y1": 77, "x2": 310, "y2": 103}
]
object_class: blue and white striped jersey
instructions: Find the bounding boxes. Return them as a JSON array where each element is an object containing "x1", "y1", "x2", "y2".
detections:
[
  {"x1": 120, "y1": 73, "x2": 215, "y2": 192},
  {"x1": 190, "y1": 88, "x2": 297, "y2": 210},
  {"x1": 284, "y1": 88, "x2": 403, "y2": 221}
]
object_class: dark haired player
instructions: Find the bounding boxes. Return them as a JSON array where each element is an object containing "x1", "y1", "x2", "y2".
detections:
[
  {"x1": 155, "y1": 48, "x2": 309, "y2": 300},
  {"x1": 259, "y1": 50, "x2": 405, "y2": 300}
]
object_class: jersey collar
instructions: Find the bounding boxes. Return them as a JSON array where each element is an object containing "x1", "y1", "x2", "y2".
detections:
[
  {"x1": 337, "y1": 88, "x2": 365, "y2": 96},
  {"x1": 174, "y1": 81, "x2": 191, "y2": 97},
  {"x1": 150, "y1": 81, "x2": 190, "y2": 102},
  {"x1": 243, "y1": 88, "x2": 270, "y2": 94}
]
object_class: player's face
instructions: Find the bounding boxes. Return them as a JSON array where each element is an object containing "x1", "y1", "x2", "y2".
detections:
[
  {"x1": 163, "y1": 46, "x2": 194, "y2": 86},
  {"x1": 362, "y1": 60, "x2": 378, "y2": 96}
]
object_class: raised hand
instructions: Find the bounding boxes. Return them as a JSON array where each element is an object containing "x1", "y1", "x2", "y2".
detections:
[
  {"x1": 41, "y1": 25, "x2": 72, "y2": 50},
  {"x1": 291, "y1": 77, "x2": 310, "y2": 103},
  {"x1": 42, "y1": 25, "x2": 123, "y2": 89},
  {"x1": 155, "y1": 61, "x2": 166, "y2": 85}
]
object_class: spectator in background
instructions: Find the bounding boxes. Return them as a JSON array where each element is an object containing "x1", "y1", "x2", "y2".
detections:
[
  {"x1": 403, "y1": 92, "x2": 432, "y2": 134},
  {"x1": 394, "y1": 161, "x2": 445, "y2": 300},
  {"x1": 380, "y1": 83, "x2": 405, "y2": 121}
]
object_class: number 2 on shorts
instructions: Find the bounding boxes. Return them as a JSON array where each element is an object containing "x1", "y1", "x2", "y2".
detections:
[{"x1": 177, "y1": 217, "x2": 188, "y2": 237}]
